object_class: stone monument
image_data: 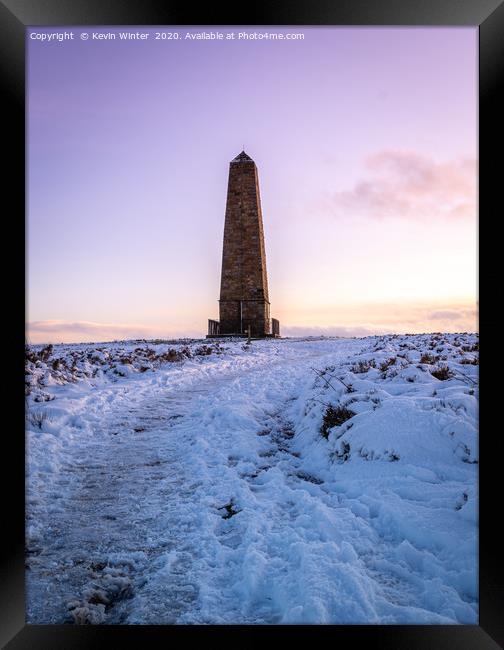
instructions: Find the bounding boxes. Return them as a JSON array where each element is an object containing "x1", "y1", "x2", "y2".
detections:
[{"x1": 207, "y1": 151, "x2": 280, "y2": 338}]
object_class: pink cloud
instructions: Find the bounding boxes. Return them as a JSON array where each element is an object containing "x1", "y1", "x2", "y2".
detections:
[
  {"x1": 27, "y1": 320, "x2": 203, "y2": 344},
  {"x1": 281, "y1": 303, "x2": 477, "y2": 337},
  {"x1": 429, "y1": 308, "x2": 476, "y2": 321},
  {"x1": 328, "y1": 151, "x2": 477, "y2": 220},
  {"x1": 282, "y1": 325, "x2": 391, "y2": 338}
]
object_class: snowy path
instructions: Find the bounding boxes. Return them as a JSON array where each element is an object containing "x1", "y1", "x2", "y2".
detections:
[
  {"x1": 26, "y1": 337, "x2": 478, "y2": 624},
  {"x1": 26, "y1": 340, "x2": 359, "y2": 623}
]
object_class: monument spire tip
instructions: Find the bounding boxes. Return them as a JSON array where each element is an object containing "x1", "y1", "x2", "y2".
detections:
[{"x1": 231, "y1": 150, "x2": 254, "y2": 163}]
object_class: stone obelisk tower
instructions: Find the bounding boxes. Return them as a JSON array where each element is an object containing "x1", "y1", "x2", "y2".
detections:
[{"x1": 207, "y1": 151, "x2": 279, "y2": 338}]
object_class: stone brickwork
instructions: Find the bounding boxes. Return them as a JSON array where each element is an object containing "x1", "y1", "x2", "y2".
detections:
[{"x1": 208, "y1": 151, "x2": 279, "y2": 338}]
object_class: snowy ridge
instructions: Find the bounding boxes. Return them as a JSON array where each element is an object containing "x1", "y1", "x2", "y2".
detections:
[
  {"x1": 25, "y1": 334, "x2": 478, "y2": 624},
  {"x1": 25, "y1": 340, "x2": 225, "y2": 402}
]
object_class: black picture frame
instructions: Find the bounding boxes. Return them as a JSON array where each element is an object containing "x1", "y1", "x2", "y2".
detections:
[{"x1": 3, "y1": 0, "x2": 502, "y2": 647}]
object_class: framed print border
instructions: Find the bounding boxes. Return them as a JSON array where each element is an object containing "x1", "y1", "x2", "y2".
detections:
[{"x1": 2, "y1": 0, "x2": 502, "y2": 647}]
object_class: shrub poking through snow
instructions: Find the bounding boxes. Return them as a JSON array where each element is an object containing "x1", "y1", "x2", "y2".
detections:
[
  {"x1": 430, "y1": 365, "x2": 454, "y2": 381},
  {"x1": 351, "y1": 359, "x2": 376, "y2": 374},
  {"x1": 331, "y1": 440, "x2": 351, "y2": 462},
  {"x1": 320, "y1": 405, "x2": 356, "y2": 439},
  {"x1": 420, "y1": 353, "x2": 438, "y2": 364},
  {"x1": 25, "y1": 346, "x2": 39, "y2": 364},
  {"x1": 358, "y1": 447, "x2": 400, "y2": 462},
  {"x1": 40, "y1": 344, "x2": 53, "y2": 362},
  {"x1": 379, "y1": 357, "x2": 396, "y2": 372},
  {"x1": 160, "y1": 349, "x2": 185, "y2": 363},
  {"x1": 194, "y1": 345, "x2": 213, "y2": 356}
]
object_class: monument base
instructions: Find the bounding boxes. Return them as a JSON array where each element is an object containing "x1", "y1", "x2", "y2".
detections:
[
  {"x1": 206, "y1": 333, "x2": 281, "y2": 339},
  {"x1": 207, "y1": 317, "x2": 280, "y2": 339}
]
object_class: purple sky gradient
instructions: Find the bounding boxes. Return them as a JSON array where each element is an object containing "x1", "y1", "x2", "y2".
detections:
[{"x1": 27, "y1": 27, "x2": 477, "y2": 343}]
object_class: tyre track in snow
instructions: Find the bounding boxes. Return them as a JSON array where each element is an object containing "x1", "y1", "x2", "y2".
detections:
[{"x1": 26, "y1": 384, "x2": 204, "y2": 624}]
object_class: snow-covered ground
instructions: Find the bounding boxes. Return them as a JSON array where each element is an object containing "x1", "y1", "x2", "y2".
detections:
[{"x1": 25, "y1": 334, "x2": 478, "y2": 624}]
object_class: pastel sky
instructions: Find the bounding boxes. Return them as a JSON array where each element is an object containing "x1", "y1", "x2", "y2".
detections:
[{"x1": 27, "y1": 26, "x2": 478, "y2": 343}]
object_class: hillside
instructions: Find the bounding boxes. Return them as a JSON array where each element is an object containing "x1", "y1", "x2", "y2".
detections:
[{"x1": 25, "y1": 333, "x2": 478, "y2": 624}]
